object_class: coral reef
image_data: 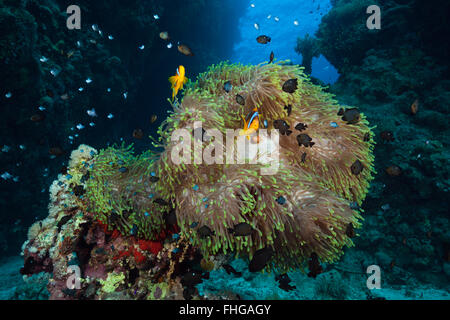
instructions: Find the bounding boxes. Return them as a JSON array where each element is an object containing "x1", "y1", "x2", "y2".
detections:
[
  {"x1": 314, "y1": 0, "x2": 450, "y2": 289},
  {"x1": 315, "y1": 0, "x2": 377, "y2": 73},
  {"x1": 20, "y1": 145, "x2": 202, "y2": 300},
  {"x1": 8, "y1": 0, "x2": 449, "y2": 300},
  {"x1": 21, "y1": 60, "x2": 375, "y2": 298}
]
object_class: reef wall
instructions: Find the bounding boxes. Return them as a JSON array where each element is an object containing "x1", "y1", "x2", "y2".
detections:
[
  {"x1": 0, "y1": 0, "x2": 243, "y2": 257},
  {"x1": 315, "y1": 0, "x2": 450, "y2": 287}
]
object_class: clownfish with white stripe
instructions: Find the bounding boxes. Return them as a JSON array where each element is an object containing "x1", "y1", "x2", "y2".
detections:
[{"x1": 239, "y1": 107, "x2": 262, "y2": 143}]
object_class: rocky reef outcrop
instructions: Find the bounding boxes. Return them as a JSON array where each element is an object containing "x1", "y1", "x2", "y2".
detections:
[
  {"x1": 20, "y1": 144, "x2": 214, "y2": 300},
  {"x1": 314, "y1": 0, "x2": 450, "y2": 287}
]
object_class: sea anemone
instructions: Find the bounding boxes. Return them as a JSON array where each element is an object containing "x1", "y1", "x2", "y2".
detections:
[
  {"x1": 149, "y1": 61, "x2": 375, "y2": 271},
  {"x1": 77, "y1": 61, "x2": 374, "y2": 272},
  {"x1": 83, "y1": 143, "x2": 168, "y2": 239}
]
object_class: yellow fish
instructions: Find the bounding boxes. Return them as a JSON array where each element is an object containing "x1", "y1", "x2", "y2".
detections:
[
  {"x1": 168, "y1": 65, "x2": 188, "y2": 101},
  {"x1": 239, "y1": 107, "x2": 260, "y2": 141}
]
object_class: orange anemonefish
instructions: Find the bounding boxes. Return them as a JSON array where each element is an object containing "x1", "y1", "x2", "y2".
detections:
[
  {"x1": 239, "y1": 107, "x2": 261, "y2": 143},
  {"x1": 168, "y1": 65, "x2": 188, "y2": 101}
]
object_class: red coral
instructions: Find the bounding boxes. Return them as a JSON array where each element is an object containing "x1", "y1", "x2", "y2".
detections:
[
  {"x1": 113, "y1": 244, "x2": 156, "y2": 264},
  {"x1": 113, "y1": 250, "x2": 130, "y2": 260},
  {"x1": 132, "y1": 248, "x2": 146, "y2": 263},
  {"x1": 111, "y1": 229, "x2": 121, "y2": 239},
  {"x1": 99, "y1": 219, "x2": 178, "y2": 262},
  {"x1": 138, "y1": 240, "x2": 162, "y2": 255},
  {"x1": 96, "y1": 220, "x2": 111, "y2": 234}
]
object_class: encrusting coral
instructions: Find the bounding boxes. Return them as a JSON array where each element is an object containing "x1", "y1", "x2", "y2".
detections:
[
  {"x1": 21, "y1": 144, "x2": 197, "y2": 300},
  {"x1": 22, "y1": 61, "x2": 374, "y2": 299}
]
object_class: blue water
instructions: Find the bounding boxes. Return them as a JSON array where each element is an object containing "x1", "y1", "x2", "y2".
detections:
[{"x1": 231, "y1": 0, "x2": 339, "y2": 83}]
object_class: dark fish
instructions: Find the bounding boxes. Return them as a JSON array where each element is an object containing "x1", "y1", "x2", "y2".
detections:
[
  {"x1": 351, "y1": 160, "x2": 364, "y2": 175},
  {"x1": 177, "y1": 44, "x2": 194, "y2": 56},
  {"x1": 363, "y1": 132, "x2": 370, "y2": 142},
  {"x1": 165, "y1": 208, "x2": 177, "y2": 225},
  {"x1": 269, "y1": 51, "x2": 274, "y2": 63},
  {"x1": 275, "y1": 273, "x2": 296, "y2": 292},
  {"x1": 342, "y1": 108, "x2": 360, "y2": 124},
  {"x1": 153, "y1": 198, "x2": 169, "y2": 206},
  {"x1": 49, "y1": 147, "x2": 64, "y2": 156},
  {"x1": 223, "y1": 81, "x2": 232, "y2": 93},
  {"x1": 133, "y1": 128, "x2": 144, "y2": 139},
  {"x1": 118, "y1": 167, "x2": 128, "y2": 173},
  {"x1": 297, "y1": 134, "x2": 315, "y2": 147},
  {"x1": 228, "y1": 223, "x2": 254, "y2": 236},
  {"x1": 223, "y1": 264, "x2": 242, "y2": 277},
  {"x1": 346, "y1": 222, "x2": 356, "y2": 238},
  {"x1": 279, "y1": 282, "x2": 296, "y2": 292},
  {"x1": 295, "y1": 122, "x2": 307, "y2": 132},
  {"x1": 380, "y1": 130, "x2": 395, "y2": 142},
  {"x1": 256, "y1": 35, "x2": 271, "y2": 44},
  {"x1": 249, "y1": 247, "x2": 273, "y2": 272},
  {"x1": 149, "y1": 176, "x2": 159, "y2": 183},
  {"x1": 301, "y1": 152, "x2": 307, "y2": 163},
  {"x1": 57, "y1": 215, "x2": 71, "y2": 232},
  {"x1": 181, "y1": 271, "x2": 204, "y2": 288},
  {"x1": 193, "y1": 127, "x2": 206, "y2": 141},
  {"x1": 198, "y1": 225, "x2": 215, "y2": 238},
  {"x1": 276, "y1": 196, "x2": 286, "y2": 205},
  {"x1": 30, "y1": 113, "x2": 45, "y2": 122},
  {"x1": 72, "y1": 185, "x2": 85, "y2": 197},
  {"x1": 282, "y1": 78, "x2": 298, "y2": 93},
  {"x1": 180, "y1": 270, "x2": 209, "y2": 288},
  {"x1": 337, "y1": 108, "x2": 344, "y2": 116},
  {"x1": 284, "y1": 104, "x2": 292, "y2": 116},
  {"x1": 150, "y1": 114, "x2": 157, "y2": 124},
  {"x1": 273, "y1": 120, "x2": 292, "y2": 136},
  {"x1": 307, "y1": 252, "x2": 323, "y2": 278},
  {"x1": 236, "y1": 94, "x2": 245, "y2": 105}
]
